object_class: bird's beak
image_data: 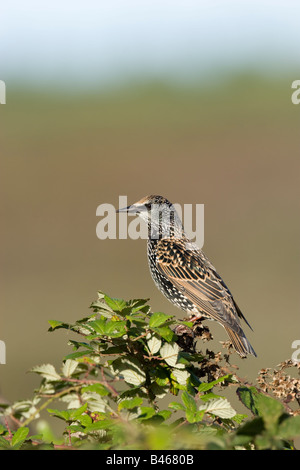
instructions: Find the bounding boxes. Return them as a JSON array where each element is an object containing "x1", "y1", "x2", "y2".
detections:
[{"x1": 116, "y1": 204, "x2": 138, "y2": 214}]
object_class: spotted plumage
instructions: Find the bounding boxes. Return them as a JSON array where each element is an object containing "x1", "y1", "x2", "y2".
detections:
[{"x1": 117, "y1": 195, "x2": 256, "y2": 358}]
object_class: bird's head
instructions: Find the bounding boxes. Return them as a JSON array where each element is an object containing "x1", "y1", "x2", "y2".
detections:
[{"x1": 117, "y1": 195, "x2": 185, "y2": 240}]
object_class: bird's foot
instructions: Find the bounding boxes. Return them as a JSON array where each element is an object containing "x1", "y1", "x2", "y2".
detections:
[{"x1": 184, "y1": 314, "x2": 213, "y2": 342}]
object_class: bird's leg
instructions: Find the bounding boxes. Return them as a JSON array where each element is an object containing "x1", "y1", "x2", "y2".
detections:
[
  {"x1": 188, "y1": 313, "x2": 206, "y2": 323},
  {"x1": 186, "y1": 314, "x2": 214, "y2": 342}
]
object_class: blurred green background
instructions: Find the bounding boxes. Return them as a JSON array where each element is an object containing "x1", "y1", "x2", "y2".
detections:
[{"x1": 0, "y1": 1, "x2": 299, "y2": 429}]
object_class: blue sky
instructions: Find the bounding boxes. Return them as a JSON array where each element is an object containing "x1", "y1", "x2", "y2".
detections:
[{"x1": 1, "y1": 0, "x2": 299, "y2": 88}]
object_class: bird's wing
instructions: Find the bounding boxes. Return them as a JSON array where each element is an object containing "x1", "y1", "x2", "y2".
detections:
[{"x1": 155, "y1": 238, "x2": 244, "y2": 333}]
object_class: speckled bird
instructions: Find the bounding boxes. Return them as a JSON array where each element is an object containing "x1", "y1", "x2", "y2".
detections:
[{"x1": 117, "y1": 195, "x2": 256, "y2": 358}]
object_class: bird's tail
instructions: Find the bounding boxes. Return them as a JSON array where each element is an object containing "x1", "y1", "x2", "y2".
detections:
[{"x1": 224, "y1": 326, "x2": 257, "y2": 358}]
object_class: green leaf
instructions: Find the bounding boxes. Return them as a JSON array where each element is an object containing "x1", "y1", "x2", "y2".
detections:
[
  {"x1": 0, "y1": 424, "x2": 6, "y2": 434},
  {"x1": 81, "y1": 384, "x2": 109, "y2": 396},
  {"x1": 198, "y1": 374, "x2": 232, "y2": 392},
  {"x1": 67, "y1": 424, "x2": 85, "y2": 434},
  {"x1": 48, "y1": 404, "x2": 90, "y2": 424},
  {"x1": 237, "y1": 386, "x2": 260, "y2": 415},
  {"x1": 77, "y1": 414, "x2": 93, "y2": 427},
  {"x1": 137, "y1": 406, "x2": 156, "y2": 421},
  {"x1": 112, "y1": 357, "x2": 146, "y2": 386},
  {"x1": 104, "y1": 319, "x2": 127, "y2": 337},
  {"x1": 64, "y1": 349, "x2": 93, "y2": 360},
  {"x1": 172, "y1": 369, "x2": 190, "y2": 385},
  {"x1": 104, "y1": 296, "x2": 127, "y2": 312},
  {"x1": 70, "y1": 403, "x2": 88, "y2": 419},
  {"x1": 160, "y1": 342, "x2": 185, "y2": 369},
  {"x1": 81, "y1": 393, "x2": 106, "y2": 412},
  {"x1": 237, "y1": 386, "x2": 284, "y2": 432},
  {"x1": 149, "y1": 312, "x2": 172, "y2": 328},
  {"x1": 129, "y1": 298, "x2": 150, "y2": 314},
  {"x1": 0, "y1": 436, "x2": 11, "y2": 449},
  {"x1": 48, "y1": 320, "x2": 65, "y2": 330},
  {"x1": 61, "y1": 359, "x2": 78, "y2": 378},
  {"x1": 198, "y1": 398, "x2": 236, "y2": 419},
  {"x1": 278, "y1": 415, "x2": 300, "y2": 440},
  {"x1": 147, "y1": 333, "x2": 162, "y2": 355},
  {"x1": 181, "y1": 391, "x2": 197, "y2": 413},
  {"x1": 30, "y1": 364, "x2": 61, "y2": 382},
  {"x1": 168, "y1": 401, "x2": 186, "y2": 411},
  {"x1": 47, "y1": 408, "x2": 72, "y2": 421},
  {"x1": 255, "y1": 394, "x2": 284, "y2": 432},
  {"x1": 85, "y1": 420, "x2": 113, "y2": 433},
  {"x1": 89, "y1": 319, "x2": 106, "y2": 335},
  {"x1": 185, "y1": 409, "x2": 197, "y2": 423},
  {"x1": 155, "y1": 325, "x2": 177, "y2": 342},
  {"x1": 236, "y1": 417, "x2": 265, "y2": 436},
  {"x1": 157, "y1": 410, "x2": 172, "y2": 421},
  {"x1": 11, "y1": 427, "x2": 29, "y2": 449},
  {"x1": 118, "y1": 397, "x2": 143, "y2": 410},
  {"x1": 198, "y1": 392, "x2": 223, "y2": 402}
]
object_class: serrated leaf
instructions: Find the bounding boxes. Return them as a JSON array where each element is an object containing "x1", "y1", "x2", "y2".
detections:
[
  {"x1": 77, "y1": 414, "x2": 93, "y2": 427},
  {"x1": 149, "y1": 312, "x2": 172, "y2": 328},
  {"x1": 47, "y1": 408, "x2": 71, "y2": 421},
  {"x1": 0, "y1": 435, "x2": 11, "y2": 449},
  {"x1": 31, "y1": 364, "x2": 61, "y2": 382},
  {"x1": 112, "y1": 357, "x2": 146, "y2": 386},
  {"x1": 137, "y1": 406, "x2": 156, "y2": 421},
  {"x1": 182, "y1": 391, "x2": 197, "y2": 413},
  {"x1": 81, "y1": 384, "x2": 109, "y2": 396},
  {"x1": 129, "y1": 298, "x2": 150, "y2": 314},
  {"x1": 61, "y1": 359, "x2": 78, "y2": 378},
  {"x1": 118, "y1": 397, "x2": 143, "y2": 410},
  {"x1": 11, "y1": 427, "x2": 29, "y2": 448},
  {"x1": 168, "y1": 402, "x2": 186, "y2": 411},
  {"x1": 156, "y1": 325, "x2": 177, "y2": 342},
  {"x1": 81, "y1": 392, "x2": 107, "y2": 413},
  {"x1": 198, "y1": 398, "x2": 236, "y2": 419},
  {"x1": 147, "y1": 333, "x2": 162, "y2": 355},
  {"x1": 172, "y1": 369, "x2": 190, "y2": 385},
  {"x1": 278, "y1": 415, "x2": 300, "y2": 440},
  {"x1": 104, "y1": 296, "x2": 127, "y2": 312},
  {"x1": 185, "y1": 409, "x2": 197, "y2": 423},
  {"x1": 199, "y1": 392, "x2": 224, "y2": 402},
  {"x1": 160, "y1": 342, "x2": 185, "y2": 369},
  {"x1": 64, "y1": 349, "x2": 92, "y2": 361},
  {"x1": 198, "y1": 374, "x2": 232, "y2": 392},
  {"x1": 157, "y1": 410, "x2": 172, "y2": 421},
  {"x1": 48, "y1": 320, "x2": 64, "y2": 330},
  {"x1": 122, "y1": 368, "x2": 146, "y2": 386},
  {"x1": 104, "y1": 319, "x2": 127, "y2": 337},
  {"x1": 60, "y1": 393, "x2": 81, "y2": 409},
  {"x1": 237, "y1": 386, "x2": 284, "y2": 431},
  {"x1": 84, "y1": 420, "x2": 112, "y2": 433},
  {"x1": 255, "y1": 393, "x2": 284, "y2": 432},
  {"x1": 89, "y1": 319, "x2": 106, "y2": 335}
]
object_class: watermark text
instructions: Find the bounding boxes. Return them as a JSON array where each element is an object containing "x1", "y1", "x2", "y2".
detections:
[
  {"x1": 0, "y1": 80, "x2": 6, "y2": 104},
  {"x1": 96, "y1": 196, "x2": 204, "y2": 247},
  {"x1": 291, "y1": 80, "x2": 300, "y2": 105},
  {"x1": 291, "y1": 339, "x2": 300, "y2": 363},
  {"x1": 0, "y1": 340, "x2": 6, "y2": 364}
]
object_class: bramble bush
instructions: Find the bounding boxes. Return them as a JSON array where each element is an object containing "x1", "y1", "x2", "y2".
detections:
[{"x1": 0, "y1": 290, "x2": 300, "y2": 450}]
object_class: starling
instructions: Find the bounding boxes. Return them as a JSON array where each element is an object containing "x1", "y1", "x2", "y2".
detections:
[{"x1": 117, "y1": 195, "x2": 256, "y2": 358}]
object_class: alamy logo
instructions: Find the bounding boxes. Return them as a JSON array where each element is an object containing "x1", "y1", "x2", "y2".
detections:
[
  {"x1": 291, "y1": 340, "x2": 300, "y2": 364},
  {"x1": 0, "y1": 80, "x2": 6, "y2": 104},
  {"x1": 96, "y1": 196, "x2": 204, "y2": 247},
  {"x1": 0, "y1": 340, "x2": 6, "y2": 364},
  {"x1": 291, "y1": 80, "x2": 300, "y2": 105}
]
